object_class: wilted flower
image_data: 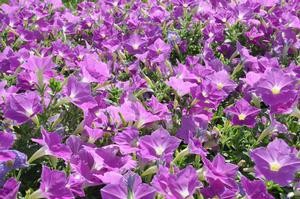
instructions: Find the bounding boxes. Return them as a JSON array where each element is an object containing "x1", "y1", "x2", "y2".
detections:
[{"x1": 250, "y1": 139, "x2": 300, "y2": 186}]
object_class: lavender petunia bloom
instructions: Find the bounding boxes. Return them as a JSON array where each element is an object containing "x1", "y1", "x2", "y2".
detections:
[
  {"x1": 79, "y1": 53, "x2": 110, "y2": 84},
  {"x1": 250, "y1": 139, "x2": 300, "y2": 186},
  {"x1": 207, "y1": 70, "x2": 237, "y2": 95},
  {"x1": 64, "y1": 76, "x2": 97, "y2": 109},
  {"x1": 0, "y1": 178, "x2": 20, "y2": 199},
  {"x1": 113, "y1": 127, "x2": 139, "y2": 155},
  {"x1": 101, "y1": 171, "x2": 155, "y2": 199},
  {"x1": 138, "y1": 128, "x2": 181, "y2": 164},
  {"x1": 240, "y1": 177, "x2": 274, "y2": 199},
  {"x1": 0, "y1": 131, "x2": 15, "y2": 163},
  {"x1": 152, "y1": 166, "x2": 202, "y2": 199},
  {"x1": 255, "y1": 68, "x2": 297, "y2": 114},
  {"x1": 225, "y1": 98, "x2": 260, "y2": 128},
  {"x1": 202, "y1": 154, "x2": 238, "y2": 190},
  {"x1": 148, "y1": 38, "x2": 171, "y2": 63},
  {"x1": 0, "y1": 150, "x2": 28, "y2": 186},
  {"x1": 166, "y1": 76, "x2": 197, "y2": 96},
  {"x1": 4, "y1": 92, "x2": 42, "y2": 125},
  {"x1": 39, "y1": 166, "x2": 74, "y2": 199},
  {"x1": 201, "y1": 179, "x2": 237, "y2": 199},
  {"x1": 32, "y1": 128, "x2": 72, "y2": 161},
  {"x1": 21, "y1": 55, "x2": 55, "y2": 86}
]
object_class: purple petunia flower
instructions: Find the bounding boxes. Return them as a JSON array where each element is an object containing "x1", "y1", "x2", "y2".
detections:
[
  {"x1": 0, "y1": 178, "x2": 20, "y2": 199},
  {"x1": 4, "y1": 92, "x2": 42, "y2": 125},
  {"x1": 148, "y1": 38, "x2": 171, "y2": 63},
  {"x1": 202, "y1": 154, "x2": 238, "y2": 190},
  {"x1": 64, "y1": 76, "x2": 97, "y2": 109},
  {"x1": 101, "y1": 171, "x2": 155, "y2": 199},
  {"x1": 138, "y1": 128, "x2": 181, "y2": 164},
  {"x1": 250, "y1": 139, "x2": 300, "y2": 186},
  {"x1": 207, "y1": 70, "x2": 237, "y2": 95},
  {"x1": 152, "y1": 165, "x2": 202, "y2": 199},
  {"x1": 255, "y1": 68, "x2": 297, "y2": 114},
  {"x1": 32, "y1": 128, "x2": 72, "y2": 161},
  {"x1": 166, "y1": 76, "x2": 197, "y2": 97},
  {"x1": 201, "y1": 179, "x2": 237, "y2": 199},
  {"x1": 225, "y1": 98, "x2": 260, "y2": 128},
  {"x1": 0, "y1": 131, "x2": 15, "y2": 163},
  {"x1": 38, "y1": 166, "x2": 74, "y2": 199},
  {"x1": 240, "y1": 176, "x2": 274, "y2": 199},
  {"x1": 113, "y1": 127, "x2": 139, "y2": 155},
  {"x1": 0, "y1": 150, "x2": 28, "y2": 186}
]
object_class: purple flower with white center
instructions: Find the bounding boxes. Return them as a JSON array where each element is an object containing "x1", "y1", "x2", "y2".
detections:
[
  {"x1": 113, "y1": 127, "x2": 139, "y2": 155},
  {"x1": 207, "y1": 70, "x2": 237, "y2": 95},
  {"x1": 152, "y1": 166, "x2": 202, "y2": 199},
  {"x1": 225, "y1": 98, "x2": 260, "y2": 128},
  {"x1": 202, "y1": 154, "x2": 238, "y2": 190},
  {"x1": 4, "y1": 92, "x2": 42, "y2": 125},
  {"x1": 250, "y1": 139, "x2": 300, "y2": 186},
  {"x1": 138, "y1": 128, "x2": 181, "y2": 164},
  {"x1": 0, "y1": 178, "x2": 20, "y2": 199},
  {"x1": 148, "y1": 38, "x2": 171, "y2": 63},
  {"x1": 240, "y1": 176, "x2": 274, "y2": 199},
  {"x1": 201, "y1": 179, "x2": 237, "y2": 199},
  {"x1": 125, "y1": 34, "x2": 146, "y2": 55},
  {"x1": 83, "y1": 126, "x2": 104, "y2": 144},
  {"x1": 255, "y1": 68, "x2": 297, "y2": 114},
  {"x1": 101, "y1": 171, "x2": 155, "y2": 199},
  {"x1": 64, "y1": 76, "x2": 97, "y2": 109},
  {"x1": 31, "y1": 128, "x2": 72, "y2": 161}
]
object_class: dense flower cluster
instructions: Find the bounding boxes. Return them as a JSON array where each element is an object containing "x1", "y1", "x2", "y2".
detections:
[{"x1": 0, "y1": 0, "x2": 299, "y2": 198}]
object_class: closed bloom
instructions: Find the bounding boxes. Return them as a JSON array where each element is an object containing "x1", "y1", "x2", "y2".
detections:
[
  {"x1": 101, "y1": 171, "x2": 155, "y2": 199},
  {"x1": 4, "y1": 92, "x2": 42, "y2": 125},
  {"x1": 138, "y1": 128, "x2": 181, "y2": 164},
  {"x1": 225, "y1": 98, "x2": 260, "y2": 128},
  {"x1": 250, "y1": 139, "x2": 300, "y2": 186}
]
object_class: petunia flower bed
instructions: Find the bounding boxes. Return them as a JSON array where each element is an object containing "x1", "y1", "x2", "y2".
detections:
[{"x1": 0, "y1": 0, "x2": 299, "y2": 198}]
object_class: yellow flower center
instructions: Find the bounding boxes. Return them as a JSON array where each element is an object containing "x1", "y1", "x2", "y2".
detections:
[
  {"x1": 271, "y1": 86, "x2": 281, "y2": 95},
  {"x1": 238, "y1": 113, "x2": 247, "y2": 121},
  {"x1": 155, "y1": 145, "x2": 164, "y2": 156},
  {"x1": 269, "y1": 161, "x2": 282, "y2": 172},
  {"x1": 217, "y1": 82, "x2": 224, "y2": 90}
]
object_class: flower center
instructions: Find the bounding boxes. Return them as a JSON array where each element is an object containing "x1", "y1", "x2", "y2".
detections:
[
  {"x1": 179, "y1": 188, "x2": 190, "y2": 198},
  {"x1": 269, "y1": 161, "x2": 282, "y2": 172},
  {"x1": 132, "y1": 44, "x2": 139, "y2": 50},
  {"x1": 271, "y1": 86, "x2": 281, "y2": 95},
  {"x1": 217, "y1": 82, "x2": 224, "y2": 90},
  {"x1": 238, "y1": 113, "x2": 247, "y2": 121},
  {"x1": 155, "y1": 145, "x2": 164, "y2": 156}
]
